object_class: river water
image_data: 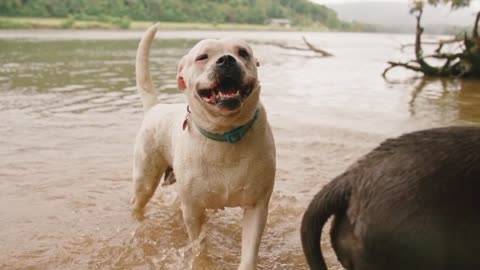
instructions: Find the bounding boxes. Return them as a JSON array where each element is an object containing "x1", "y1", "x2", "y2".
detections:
[{"x1": 1, "y1": 29, "x2": 480, "y2": 270}]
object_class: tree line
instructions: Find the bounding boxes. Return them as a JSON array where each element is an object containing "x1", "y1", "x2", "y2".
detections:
[{"x1": 0, "y1": 0, "x2": 356, "y2": 30}]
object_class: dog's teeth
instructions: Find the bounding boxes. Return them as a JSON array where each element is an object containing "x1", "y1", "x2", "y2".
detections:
[{"x1": 217, "y1": 90, "x2": 241, "y2": 99}]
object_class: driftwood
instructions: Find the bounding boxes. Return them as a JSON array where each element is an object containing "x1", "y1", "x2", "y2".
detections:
[
  {"x1": 383, "y1": 7, "x2": 480, "y2": 79},
  {"x1": 252, "y1": 37, "x2": 333, "y2": 57},
  {"x1": 399, "y1": 37, "x2": 463, "y2": 53},
  {"x1": 301, "y1": 36, "x2": 333, "y2": 56}
]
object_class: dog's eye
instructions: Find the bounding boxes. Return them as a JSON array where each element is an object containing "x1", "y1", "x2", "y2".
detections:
[
  {"x1": 195, "y1": 54, "x2": 208, "y2": 61},
  {"x1": 238, "y1": 48, "x2": 250, "y2": 60}
]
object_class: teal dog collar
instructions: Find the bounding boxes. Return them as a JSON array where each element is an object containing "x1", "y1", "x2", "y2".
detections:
[{"x1": 185, "y1": 107, "x2": 259, "y2": 144}]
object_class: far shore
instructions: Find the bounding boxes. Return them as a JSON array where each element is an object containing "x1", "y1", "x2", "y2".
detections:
[{"x1": 0, "y1": 16, "x2": 330, "y2": 32}]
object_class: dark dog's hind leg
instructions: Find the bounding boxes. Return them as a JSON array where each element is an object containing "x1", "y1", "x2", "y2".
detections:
[{"x1": 162, "y1": 166, "x2": 176, "y2": 186}]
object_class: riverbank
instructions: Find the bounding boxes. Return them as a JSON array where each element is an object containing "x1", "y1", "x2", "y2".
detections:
[{"x1": 0, "y1": 16, "x2": 329, "y2": 31}]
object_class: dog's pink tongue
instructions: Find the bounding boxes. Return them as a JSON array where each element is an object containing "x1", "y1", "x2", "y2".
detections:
[{"x1": 205, "y1": 95, "x2": 215, "y2": 102}]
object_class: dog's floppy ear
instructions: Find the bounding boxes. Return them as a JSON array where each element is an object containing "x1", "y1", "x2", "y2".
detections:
[{"x1": 176, "y1": 55, "x2": 187, "y2": 90}]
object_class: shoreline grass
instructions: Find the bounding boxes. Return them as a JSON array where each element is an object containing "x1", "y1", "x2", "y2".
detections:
[{"x1": 0, "y1": 16, "x2": 330, "y2": 31}]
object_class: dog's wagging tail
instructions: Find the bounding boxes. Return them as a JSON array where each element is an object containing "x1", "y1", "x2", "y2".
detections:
[
  {"x1": 136, "y1": 23, "x2": 160, "y2": 112},
  {"x1": 300, "y1": 178, "x2": 350, "y2": 270}
]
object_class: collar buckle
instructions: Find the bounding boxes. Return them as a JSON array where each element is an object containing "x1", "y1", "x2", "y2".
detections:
[{"x1": 225, "y1": 128, "x2": 244, "y2": 143}]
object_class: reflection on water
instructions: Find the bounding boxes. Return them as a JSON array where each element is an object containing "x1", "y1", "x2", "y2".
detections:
[
  {"x1": 1, "y1": 31, "x2": 480, "y2": 270},
  {"x1": 407, "y1": 78, "x2": 480, "y2": 125}
]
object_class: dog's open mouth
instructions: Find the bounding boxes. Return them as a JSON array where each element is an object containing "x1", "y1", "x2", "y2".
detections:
[{"x1": 198, "y1": 83, "x2": 253, "y2": 110}]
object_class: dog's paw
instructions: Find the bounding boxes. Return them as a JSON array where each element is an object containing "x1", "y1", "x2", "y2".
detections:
[
  {"x1": 132, "y1": 209, "x2": 146, "y2": 221},
  {"x1": 131, "y1": 207, "x2": 145, "y2": 221},
  {"x1": 238, "y1": 263, "x2": 256, "y2": 270},
  {"x1": 130, "y1": 197, "x2": 146, "y2": 220}
]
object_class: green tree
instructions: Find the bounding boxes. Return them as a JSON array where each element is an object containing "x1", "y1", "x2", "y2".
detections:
[
  {"x1": 0, "y1": 0, "x2": 363, "y2": 30},
  {"x1": 384, "y1": 0, "x2": 480, "y2": 78},
  {"x1": 426, "y1": 0, "x2": 470, "y2": 8}
]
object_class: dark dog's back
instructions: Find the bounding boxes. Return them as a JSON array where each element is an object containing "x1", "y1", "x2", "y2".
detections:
[{"x1": 301, "y1": 126, "x2": 480, "y2": 270}]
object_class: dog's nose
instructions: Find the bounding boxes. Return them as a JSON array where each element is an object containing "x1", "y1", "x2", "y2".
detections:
[{"x1": 216, "y1": 55, "x2": 236, "y2": 67}]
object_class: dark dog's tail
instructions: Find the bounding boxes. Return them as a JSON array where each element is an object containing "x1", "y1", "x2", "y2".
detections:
[{"x1": 301, "y1": 178, "x2": 351, "y2": 270}]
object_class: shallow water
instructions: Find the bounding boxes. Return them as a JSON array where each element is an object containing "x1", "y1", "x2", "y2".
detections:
[{"x1": 1, "y1": 30, "x2": 480, "y2": 270}]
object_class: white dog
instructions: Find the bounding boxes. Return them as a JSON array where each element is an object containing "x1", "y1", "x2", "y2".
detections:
[{"x1": 131, "y1": 24, "x2": 276, "y2": 270}]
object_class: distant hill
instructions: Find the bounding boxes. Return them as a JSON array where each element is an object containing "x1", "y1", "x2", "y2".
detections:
[
  {"x1": 325, "y1": 1, "x2": 477, "y2": 33},
  {"x1": 0, "y1": 0, "x2": 355, "y2": 30}
]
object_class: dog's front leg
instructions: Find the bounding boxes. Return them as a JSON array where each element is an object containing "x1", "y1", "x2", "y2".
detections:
[
  {"x1": 239, "y1": 198, "x2": 270, "y2": 270},
  {"x1": 131, "y1": 135, "x2": 167, "y2": 215},
  {"x1": 181, "y1": 203, "x2": 206, "y2": 241}
]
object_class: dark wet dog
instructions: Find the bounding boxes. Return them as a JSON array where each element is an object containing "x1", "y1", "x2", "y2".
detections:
[{"x1": 301, "y1": 126, "x2": 480, "y2": 270}]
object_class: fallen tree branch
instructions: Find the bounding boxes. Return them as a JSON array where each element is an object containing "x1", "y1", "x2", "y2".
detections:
[
  {"x1": 400, "y1": 38, "x2": 463, "y2": 53},
  {"x1": 382, "y1": 61, "x2": 423, "y2": 78},
  {"x1": 473, "y1": 11, "x2": 480, "y2": 42},
  {"x1": 302, "y1": 36, "x2": 334, "y2": 56},
  {"x1": 256, "y1": 41, "x2": 309, "y2": 51},
  {"x1": 422, "y1": 53, "x2": 463, "y2": 60},
  {"x1": 384, "y1": 6, "x2": 480, "y2": 79},
  {"x1": 434, "y1": 37, "x2": 464, "y2": 53},
  {"x1": 251, "y1": 38, "x2": 333, "y2": 57}
]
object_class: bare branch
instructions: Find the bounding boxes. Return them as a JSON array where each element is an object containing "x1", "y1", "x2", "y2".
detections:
[
  {"x1": 384, "y1": 1, "x2": 478, "y2": 79},
  {"x1": 400, "y1": 38, "x2": 463, "y2": 53},
  {"x1": 251, "y1": 38, "x2": 334, "y2": 57},
  {"x1": 441, "y1": 58, "x2": 454, "y2": 73},
  {"x1": 257, "y1": 41, "x2": 311, "y2": 51},
  {"x1": 473, "y1": 11, "x2": 480, "y2": 41},
  {"x1": 434, "y1": 37, "x2": 464, "y2": 53},
  {"x1": 422, "y1": 53, "x2": 463, "y2": 60},
  {"x1": 301, "y1": 36, "x2": 334, "y2": 56},
  {"x1": 382, "y1": 61, "x2": 423, "y2": 78}
]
